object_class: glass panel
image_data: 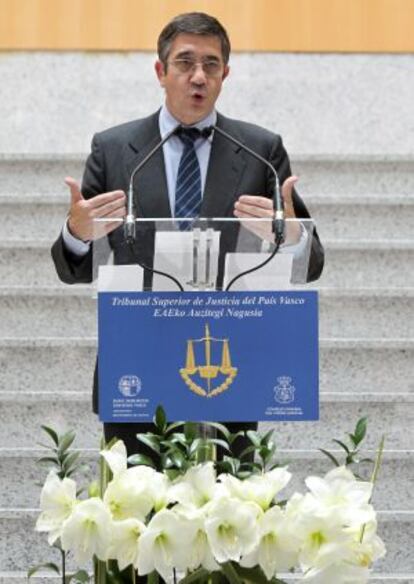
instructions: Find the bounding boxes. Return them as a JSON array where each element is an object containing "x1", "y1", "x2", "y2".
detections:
[{"x1": 92, "y1": 217, "x2": 315, "y2": 292}]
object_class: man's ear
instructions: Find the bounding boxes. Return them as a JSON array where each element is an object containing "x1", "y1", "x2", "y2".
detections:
[
  {"x1": 155, "y1": 60, "x2": 166, "y2": 86},
  {"x1": 222, "y1": 64, "x2": 230, "y2": 82}
]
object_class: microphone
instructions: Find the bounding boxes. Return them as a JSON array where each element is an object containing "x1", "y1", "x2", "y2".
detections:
[
  {"x1": 125, "y1": 124, "x2": 181, "y2": 243},
  {"x1": 206, "y1": 124, "x2": 285, "y2": 240},
  {"x1": 125, "y1": 124, "x2": 215, "y2": 242}
]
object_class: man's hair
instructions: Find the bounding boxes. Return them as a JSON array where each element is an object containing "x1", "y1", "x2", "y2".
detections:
[{"x1": 157, "y1": 12, "x2": 231, "y2": 66}]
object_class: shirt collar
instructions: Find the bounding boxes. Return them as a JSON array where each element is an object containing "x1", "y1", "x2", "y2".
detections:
[{"x1": 159, "y1": 104, "x2": 217, "y2": 139}]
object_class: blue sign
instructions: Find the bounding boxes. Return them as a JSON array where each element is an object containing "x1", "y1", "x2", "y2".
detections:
[{"x1": 98, "y1": 291, "x2": 319, "y2": 423}]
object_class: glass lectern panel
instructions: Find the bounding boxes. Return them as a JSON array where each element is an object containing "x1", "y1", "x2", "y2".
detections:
[{"x1": 92, "y1": 217, "x2": 315, "y2": 292}]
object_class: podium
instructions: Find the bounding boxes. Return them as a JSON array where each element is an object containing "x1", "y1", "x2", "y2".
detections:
[{"x1": 92, "y1": 217, "x2": 319, "y2": 424}]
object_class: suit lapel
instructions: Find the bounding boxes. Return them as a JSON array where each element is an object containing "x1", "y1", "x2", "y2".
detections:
[
  {"x1": 125, "y1": 111, "x2": 171, "y2": 218},
  {"x1": 201, "y1": 113, "x2": 247, "y2": 218}
]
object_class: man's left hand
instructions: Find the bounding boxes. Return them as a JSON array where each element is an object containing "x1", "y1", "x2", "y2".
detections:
[
  {"x1": 233, "y1": 176, "x2": 300, "y2": 242},
  {"x1": 234, "y1": 176, "x2": 298, "y2": 219}
]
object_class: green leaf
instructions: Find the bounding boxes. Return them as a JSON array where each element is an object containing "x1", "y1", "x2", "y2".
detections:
[
  {"x1": 261, "y1": 428, "x2": 275, "y2": 444},
  {"x1": 209, "y1": 438, "x2": 231, "y2": 452},
  {"x1": 332, "y1": 439, "x2": 351, "y2": 453},
  {"x1": 58, "y1": 431, "x2": 76, "y2": 453},
  {"x1": 28, "y1": 562, "x2": 60, "y2": 578},
  {"x1": 246, "y1": 430, "x2": 261, "y2": 447},
  {"x1": 65, "y1": 569, "x2": 91, "y2": 583},
  {"x1": 165, "y1": 421, "x2": 186, "y2": 434},
  {"x1": 233, "y1": 564, "x2": 272, "y2": 584},
  {"x1": 221, "y1": 561, "x2": 243, "y2": 584},
  {"x1": 147, "y1": 571, "x2": 160, "y2": 584},
  {"x1": 41, "y1": 425, "x2": 59, "y2": 446},
  {"x1": 154, "y1": 405, "x2": 167, "y2": 433},
  {"x1": 354, "y1": 417, "x2": 368, "y2": 445},
  {"x1": 178, "y1": 567, "x2": 210, "y2": 584},
  {"x1": 127, "y1": 453, "x2": 156, "y2": 468},
  {"x1": 170, "y1": 451, "x2": 186, "y2": 469},
  {"x1": 136, "y1": 434, "x2": 161, "y2": 454},
  {"x1": 184, "y1": 421, "x2": 198, "y2": 442},
  {"x1": 205, "y1": 422, "x2": 231, "y2": 440},
  {"x1": 345, "y1": 453, "x2": 356, "y2": 466},
  {"x1": 228, "y1": 430, "x2": 246, "y2": 444},
  {"x1": 319, "y1": 448, "x2": 340, "y2": 467},
  {"x1": 189, "y1": 437, "x2": 204, "y2": 455},
  {"x1": 62, "y1": 451, "x2": 81, "y2": 470},
  {"x1": 259, "y1": 443, "x2": 275, "y2": 464},
  {"x1": 165, "y1": 468, "x2": 181, "y2": 481},
  {"x1": 270, "y1": 460, "x2": 289, "y2": 470},
  {"x1": 238, "y1": 445, "x2": 257, "y2": 459},
  {"x1": 36, "y1": 455, "x2": 59, "y2": 466},
  {"x1": 167, "y1": 433, "x2": 188, "y2": 447}
]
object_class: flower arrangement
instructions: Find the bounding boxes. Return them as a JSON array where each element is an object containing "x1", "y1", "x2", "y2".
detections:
[{"x1": 30, "y1": 410, "x2": 385, "y2": 584}]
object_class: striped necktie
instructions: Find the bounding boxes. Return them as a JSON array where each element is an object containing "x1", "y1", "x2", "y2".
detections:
[{"x1": 174, "y1": 128, "x2": 202, "y2": 228}]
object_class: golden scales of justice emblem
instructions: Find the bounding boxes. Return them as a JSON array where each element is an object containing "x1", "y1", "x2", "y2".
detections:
[{"x1": 180, "y1": 324, "x2": 238, "y2": 398}]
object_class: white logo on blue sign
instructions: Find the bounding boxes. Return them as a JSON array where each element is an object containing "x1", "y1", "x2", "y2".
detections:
[
  {"x1": 118, "y1": 375, "x2": 142, "y2": 397},
  {"x1": 274, "y1": 376, "x2": 295, "y2": 404}
]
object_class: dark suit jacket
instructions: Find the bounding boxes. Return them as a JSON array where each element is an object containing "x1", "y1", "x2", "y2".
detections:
[{"x1": 51, "y1": 110, "x2": 324, "y2": 412}]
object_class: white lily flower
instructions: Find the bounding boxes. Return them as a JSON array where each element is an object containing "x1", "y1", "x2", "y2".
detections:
[
  {"x1": 137, "y1": 508, "x2": 197, "y2": 582},
  {"x1": 100, "y1": 440, "x2": 127, "y2": 478},
  {"x1": 174, "y1": 505, "x2": 219, "y2": 571},
  {"x1": 168, "y1": 462, "x2": 218, "y2": 508},
  {"x1": 35, "y1": 471, "x2": 77, "y2": 545},
  {"x1": 205, "y1": 497, "x2": 261, "y2": 563},
  {"x1": 345, "y1": 518, "x2": 386, "y2": 567},
  {"x1": 61, "y1": 497, "x2": 112, "y2": 564},
  {"x1": 107, "y1": 518, "x2": 146, "y2": 571},
  {"x1": 294, "y1": 510, "x2": 352, "y2": 571},
  {"x1": 302, "y1": 561, "x2": 370, "y2": 583},
  {"x1": 241, "y1": 505, "x2": 299, "y2": 579},
  {"x1": 305, "y1": 466, "x2": 373, "y2": 518},
  {"x1": 103, "y1": 465, "x2": 157, "y2": 521},
  {"x1": 148, "y1": 471, "x2": 171, "y2": 512},
  {"x1": 218, "y1": 467, "x2": 291, "y2": 510}
]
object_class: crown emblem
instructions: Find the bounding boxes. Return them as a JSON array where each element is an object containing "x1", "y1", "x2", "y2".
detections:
[{"x1": 179, "y1": 324, "x2": 238, "y2": 398}]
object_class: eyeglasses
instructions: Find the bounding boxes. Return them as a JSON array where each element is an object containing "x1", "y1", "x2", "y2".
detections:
[{"x1": 168, "y1": 58, "x2": 224, "y2": 77}]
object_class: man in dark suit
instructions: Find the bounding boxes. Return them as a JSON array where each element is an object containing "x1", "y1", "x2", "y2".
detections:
[{"x1": 52, "y1": 12, "x2": 324, "y2": 456}]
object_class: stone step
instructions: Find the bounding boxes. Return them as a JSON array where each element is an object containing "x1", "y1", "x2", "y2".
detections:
[
  {"x1": 0, "y1": 155, "x2": 84, "y2": 197},
  {"x1": 1, "y1": 287, "x2": 413, "y2": 339},
  {"x1": 0, "y1": 197, "x2": 67, "y2": 242},
  {"x1": 0, "y1": 338, "x2": 96, "y2": 394},
  {"x1": 0, "y1": 391, "x2": 413, "y2": 450},
  {"x1": 1, "y1": 154, "x2": 414, "y2": 198},
  {"x1": 0, "y1": 508, "x2": 411, "y2": 573},
  {"x1": 2, "y1": 239, "x2": 414, "y2": 288},
  {"x1": 2, "y1": 338, "x2": 412, "y2": 396},
  {"x1": 2, "y1": 192, "x2": 414, "y2": 242},
  {"x1": 295, "y1": 155, "x2": 414, "y2": 196},
  {"x1": 319, "y1": 240, "x2": 414, "y2": 288},
  {"x1": 307, "y1": 194, "x2": 414, "y2": 241},
  {"x1": 0, "y1": 447, "x2": 412, "y2": 511}
]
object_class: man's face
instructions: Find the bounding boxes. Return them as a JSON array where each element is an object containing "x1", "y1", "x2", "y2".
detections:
[{"x1": 155, "y1": 33, "x2": 229, "y2": 125}]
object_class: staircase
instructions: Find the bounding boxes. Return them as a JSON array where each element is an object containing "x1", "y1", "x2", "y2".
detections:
[
  {"x1": 0, "y1": 150, "x2": 413, "y2": 582},
  {"x1": 1, "y1": 45, "x2": 413, "y2": 584}
]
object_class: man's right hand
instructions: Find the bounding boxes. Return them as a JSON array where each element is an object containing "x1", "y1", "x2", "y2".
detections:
[{"x1": 65, "y1": 176, "x2": 127, "y2": 242}]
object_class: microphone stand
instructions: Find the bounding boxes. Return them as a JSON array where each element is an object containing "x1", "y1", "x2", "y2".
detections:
[
  {"x1": 209, "y1": 125, "x2": 285, "y2": 291},
  {"x1": 124, "y1": 125, "x2": 185, "y2": 291}
]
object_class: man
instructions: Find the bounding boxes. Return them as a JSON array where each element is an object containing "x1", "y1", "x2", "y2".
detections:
[{"x1": 52, "y1": 12, "x2": 324, "y2": 456}]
